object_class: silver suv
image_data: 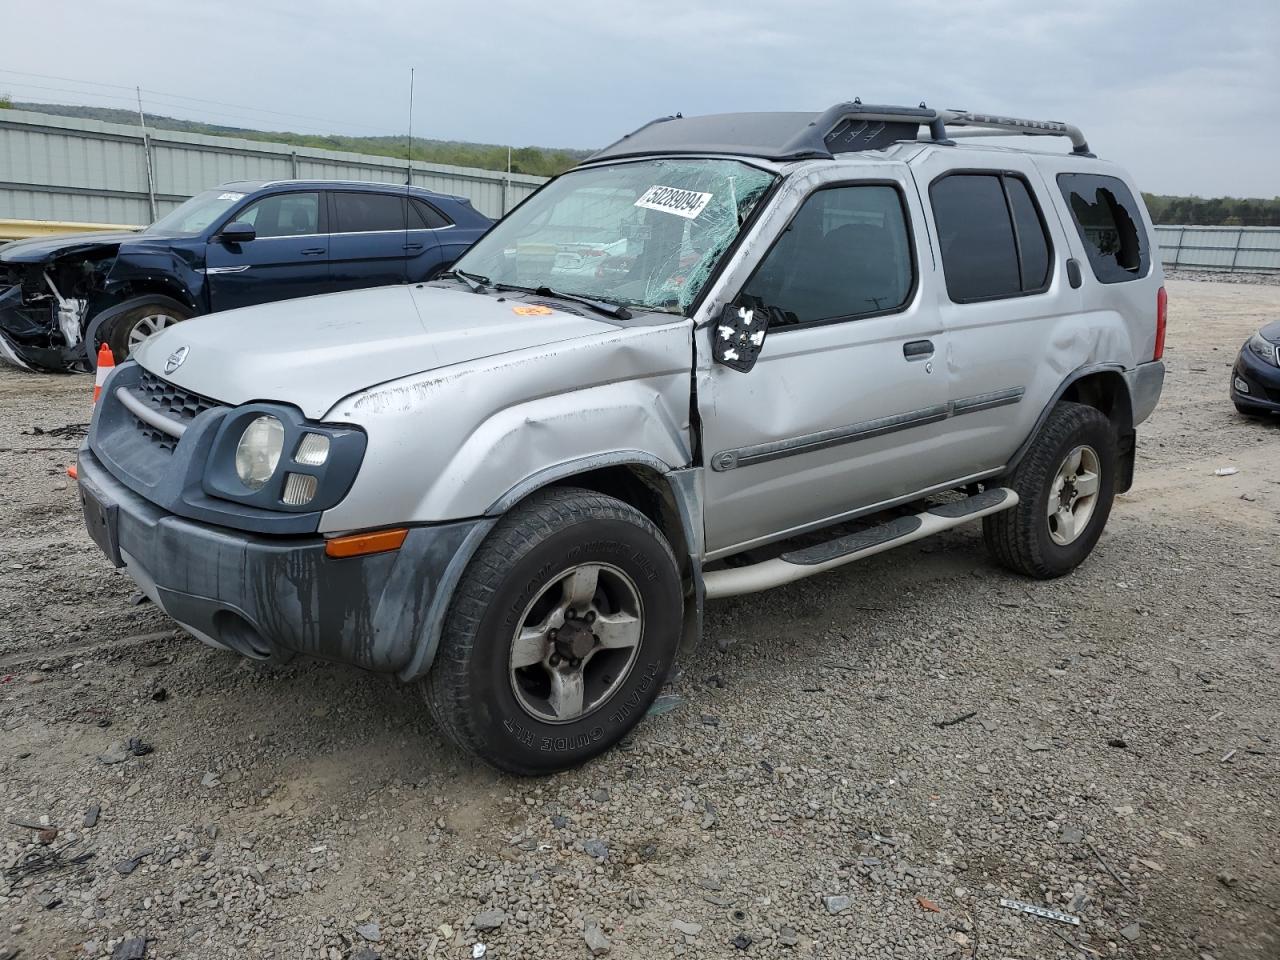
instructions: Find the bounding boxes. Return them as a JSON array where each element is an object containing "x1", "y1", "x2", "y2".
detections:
[{"x1": 77, "y1": 103, "x2": 1166, "y2": 773}]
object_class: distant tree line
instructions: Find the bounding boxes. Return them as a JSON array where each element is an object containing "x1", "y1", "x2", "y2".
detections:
[{"x1": 1143, "y1": 194, "x2": 1280, "y2": 227}]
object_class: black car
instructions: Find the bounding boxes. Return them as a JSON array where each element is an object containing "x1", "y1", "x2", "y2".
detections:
[
  {"x1": 0, "y1": 180, "x2": 491, "y2": 373},
  {"x1": 1231, "y1": 320, "x2": 1280, "y2": 418}
]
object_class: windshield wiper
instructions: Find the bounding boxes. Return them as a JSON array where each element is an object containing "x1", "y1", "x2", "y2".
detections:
[
  {"x1": 439, "y1": 269, "x2": 490, "y2": 293},
  {"x1": 532, "y1": 286, "x2": 633, "y2": 321}
]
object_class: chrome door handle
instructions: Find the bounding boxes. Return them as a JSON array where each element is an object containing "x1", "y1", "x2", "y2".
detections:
[{"x1": 903, "y1": 339, "x2": 934, "y2": 360}]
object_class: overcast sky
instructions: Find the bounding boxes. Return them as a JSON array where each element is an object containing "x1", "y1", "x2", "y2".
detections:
[{"x1": 3, "y1": 0, "x2": 1277, "y2": 197}]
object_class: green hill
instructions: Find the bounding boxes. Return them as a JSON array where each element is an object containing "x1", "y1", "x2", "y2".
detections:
[{"x1": 3, "y1": 100, "x2": 591, "y2": 178}]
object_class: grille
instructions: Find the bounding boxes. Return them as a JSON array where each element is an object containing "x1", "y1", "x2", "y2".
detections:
[
  {"x1": 130, "y1": 371, "x2": 219, "y2": 452},
  {"x1": 136, "y1": 370, "x2": 219, "y2": 422}
]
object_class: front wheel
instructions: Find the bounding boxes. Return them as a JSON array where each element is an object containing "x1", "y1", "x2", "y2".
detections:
[
  {"x1": 103, "y1": 297, "x2": 193, "y2": 361},
  {"x1": 423, "y1": 487, "x2": 683, "y2": 775},
  {"x1": 984, "y1": 401, "x2": 1118, "y2": 579}
]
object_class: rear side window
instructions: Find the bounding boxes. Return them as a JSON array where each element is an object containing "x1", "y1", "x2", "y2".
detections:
[
  {"x1": 1057, "y1": 173, "x2": 1149, "y2": 283},
  {"x1": 333, "y1": 192, "x2": 407, "y2": 233},
  {"x1": 410, "y1": 198, "x2": 452, "y2": 229},
  {"x1": 741, "y1": 183, "x2": 914, "y2": 328},
  {"x1": 930, "y1": 173, "x2": 1054, "y2": 302}
]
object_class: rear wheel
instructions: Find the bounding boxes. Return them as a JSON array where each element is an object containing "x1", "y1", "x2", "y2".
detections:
[
  {"x1": 984, "y1": 401, "x2": 1118, "y2": 579},
  {"x1": 103, "y1": 297, "x2": 192, "y2": 361},
  {"x1": 423, "y1": 487, "x2": 683, "y2": 774}
]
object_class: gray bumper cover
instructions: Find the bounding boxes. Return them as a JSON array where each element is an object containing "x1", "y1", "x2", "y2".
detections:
[
  {"x1": 77, "y1": 448, "x2": 493, "y2": 679},
  {"x1": 1125, "y1": 360, "x2": 1165, "y2": 427}
]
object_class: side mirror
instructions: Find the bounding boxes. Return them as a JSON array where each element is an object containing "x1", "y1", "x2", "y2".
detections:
[
  {"x1": 218, "y1": 221, "x2": 256, "y2": 244},
  {"x1": 712, "y1": 301, "x2": 770, "y2": 373}
]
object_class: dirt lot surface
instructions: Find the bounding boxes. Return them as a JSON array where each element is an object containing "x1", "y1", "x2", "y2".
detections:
[{"x1": 1, "y1": 279, "x2": 1277, "y2": 960}]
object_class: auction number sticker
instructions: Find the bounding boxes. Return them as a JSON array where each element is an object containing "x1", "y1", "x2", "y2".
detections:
[
  {"x1": 217, "y1": 192, "x2": 246, "y2": 201},
  {"x1": 512, "y1": 304, "x2": 555, "y2": 316},
  {"x1": 635, "y1": 185, "x2": 713, "y2": 220}
]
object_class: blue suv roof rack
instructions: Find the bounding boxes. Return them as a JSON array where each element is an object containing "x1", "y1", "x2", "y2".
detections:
[{"x1": 588, "y1": 101, "x2": 1092, "y2": 163}]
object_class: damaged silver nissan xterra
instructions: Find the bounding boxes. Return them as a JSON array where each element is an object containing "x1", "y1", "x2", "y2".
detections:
[{"x1": 78, "y1": 103, "x2": 1166, "y2": 773}]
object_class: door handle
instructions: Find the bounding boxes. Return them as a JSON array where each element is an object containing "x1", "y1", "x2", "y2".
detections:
[
  {"x1": 300, "y1": 247, "x2": 326, "y2": 256},
  {"x1": 403, "y1": 242, "x2": 424, "y2": 251},
  {"x1": 903, "y1": 339, "x2": 934, "y2": 360}
]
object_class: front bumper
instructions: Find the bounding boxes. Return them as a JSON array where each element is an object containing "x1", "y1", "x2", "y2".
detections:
[
  {"x1": 77, "y1": 447, "x2": 493, "y2": 679},
  {"x1": 0, "y1": 285, "x2": 78, "y2": 373},
  {"x1": 1231, "y1": 344, "x2": 1280, "y2": 413}
]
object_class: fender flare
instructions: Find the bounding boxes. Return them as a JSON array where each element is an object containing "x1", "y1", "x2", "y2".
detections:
[
  {"x1": 83, "y1": 293, "x2": 195, "y2": 368},
  {"x1": 1006, "y1": 362, "x2": 1137, "y2": 486},
  {"x1": 485, "y1": 452, "x2": 707, "y2": 662}
]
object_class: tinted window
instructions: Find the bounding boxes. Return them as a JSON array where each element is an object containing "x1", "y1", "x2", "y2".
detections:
[
  {"x1": 234, "y1": 192, "x2": 320, "y2": 238},
  {"x1": 931, "y1": 173, "x2": 1054, "y2": 302},
  {"x1": 931, "y1": 175, "x2": 1021, "y2": 301},
  {"x1": 1006, "y1": 178, "x2": 1051, "y2": 290},
  {"x1": 1058, "y1": 173, "x2": 1149, "y2": 283},
  {"x1": 333, "y1": 192, "x2": 407, "y2": 233},
  {"x1": 410, "y1": 198, "x2": 452, "y2": 229},
  {"x1": 742, "y1": 184, "x2": 914, "y2": 327}
]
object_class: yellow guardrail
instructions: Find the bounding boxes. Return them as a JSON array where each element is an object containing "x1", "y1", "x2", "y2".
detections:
[{"x1": 0, "y1": 219, "x2": 142, "y2": 242}]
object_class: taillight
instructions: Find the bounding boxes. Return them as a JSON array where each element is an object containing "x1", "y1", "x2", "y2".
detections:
[{"x1": 1154, "y1": 286, "x2": 1167, "y2": 361}]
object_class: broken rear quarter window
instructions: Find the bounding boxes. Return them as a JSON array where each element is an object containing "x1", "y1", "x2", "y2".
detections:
[{"x1": 1057, "y1": 173, "x2": 1149, "y2": 284}]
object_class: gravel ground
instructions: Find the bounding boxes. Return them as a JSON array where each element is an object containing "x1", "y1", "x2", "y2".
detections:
[{"x1": 1, "y1": 279, "x2": 1277, "y2": 960}]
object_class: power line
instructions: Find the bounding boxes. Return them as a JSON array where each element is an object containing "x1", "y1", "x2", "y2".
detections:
[
  {"x1": 2, "y1": 82, "x2": 344, "y2": 135},
  {"x1": 0, "y1": 68, "x2": 393, "y2": 135}
]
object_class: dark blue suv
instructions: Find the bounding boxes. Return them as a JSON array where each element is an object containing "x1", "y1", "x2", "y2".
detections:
[{"x1": 0, "y1": 180, "x2": 491, "y2": 372}]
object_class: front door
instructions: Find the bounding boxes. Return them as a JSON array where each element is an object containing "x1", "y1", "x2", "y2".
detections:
[
  {"x1": 205, "y1": 191, "x2": 328, "y2": 311},
  {"x1": 698, "y1": 173, "x2": 953, "y2": 558}
]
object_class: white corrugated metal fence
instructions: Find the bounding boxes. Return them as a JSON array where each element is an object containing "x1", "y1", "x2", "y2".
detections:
[
  {"x1": 0, "y1": 108, "x2": 547, "y2": 224},
  {"x1": 1154, "y1": 225, "x2": 1280, "y2": 273}
]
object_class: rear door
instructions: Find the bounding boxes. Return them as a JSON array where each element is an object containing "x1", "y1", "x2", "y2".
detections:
[
  {"x1": 910, "y1": 153, "x2": 1082, "y2": 472},
  {"x1": 697, "y1": 169, "x2": 953, "y2": 557},
  {"x1": 406, "y1": 197, "x2": 453, "y2": 279},
  {"x1": 329, "y1": 190, "x2": 416, "y2": 290},
  {"x1": 204, "y1": 191, "x2": 329, "y2": 311}
]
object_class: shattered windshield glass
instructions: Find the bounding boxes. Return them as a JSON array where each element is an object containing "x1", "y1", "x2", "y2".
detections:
[
  {"x1": 146, "y1": 189, "x2": 247, "y2": 236},
  {"x1": 454, "y1": 159, "x2": 776, "y2": 314}
]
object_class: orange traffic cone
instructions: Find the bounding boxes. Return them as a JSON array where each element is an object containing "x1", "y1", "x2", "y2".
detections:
[
  {"x1": 68, "y1": 344, "x2": 116, "y2": 481},
  {"x1": 92, "y1": 343, "x2": 115, "y2": 405}
]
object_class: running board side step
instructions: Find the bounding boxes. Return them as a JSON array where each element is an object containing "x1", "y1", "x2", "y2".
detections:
[{"x1": 703, "y1": 487, "x2": 1019, "y2": 599}]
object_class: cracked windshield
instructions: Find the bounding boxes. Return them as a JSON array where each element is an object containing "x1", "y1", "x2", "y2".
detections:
[{"x1": 454, "y1": 158, "x2": 776, "y2": 313}]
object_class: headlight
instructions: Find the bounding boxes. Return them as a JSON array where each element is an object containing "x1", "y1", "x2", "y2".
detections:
[
  {"x1": 234, "y1": 415, "x2": 285, "y2": 490},
  {"x1": 205, "y1": 404, "x2": 366, "y2": 515},
  {"x1": 1246, "y1": 333, "x2": 1280, "y2": 367}
]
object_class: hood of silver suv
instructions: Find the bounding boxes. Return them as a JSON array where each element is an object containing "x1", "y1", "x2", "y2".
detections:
[{"x1": 133, "y1": 284, "x2": 607, "y2": 418}]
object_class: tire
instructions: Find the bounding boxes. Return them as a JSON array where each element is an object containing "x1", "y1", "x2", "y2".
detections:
[
  {"x1": 423, "y1": 486, "x2": 683, "y2": 775},
  {"x1": 983, "y1": 401, "x2": 1118, "y2": 579},
  {"x1": 103, "y1": 297, "x2": 192, "y2": 361}
]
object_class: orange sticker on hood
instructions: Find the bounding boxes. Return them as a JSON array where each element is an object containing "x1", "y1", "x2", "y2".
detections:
[{"x1": 512, "y1": 304, "x2": 555, "y2": 316}]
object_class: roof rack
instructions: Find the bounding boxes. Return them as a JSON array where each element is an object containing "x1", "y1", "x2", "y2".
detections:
[
  {"x1": 587, "y1": 102, "x2": 1093, "y2": 164},
  {"x1": 933, "y1": 109, "x2": 1092, "y2": 156}
]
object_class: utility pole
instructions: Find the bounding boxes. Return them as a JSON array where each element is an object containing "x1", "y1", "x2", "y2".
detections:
[
  {"x1": 406, "y1": 68, "x2": 415, "y2": 186},
  {"x1": 136, "y1": 86, "x2": 157, "y2": 222}
]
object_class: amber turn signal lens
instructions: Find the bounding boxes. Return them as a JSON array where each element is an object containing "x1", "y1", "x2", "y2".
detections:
[{"x1": 324, "y1": 528, "x2": 408, "y2": 558}]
